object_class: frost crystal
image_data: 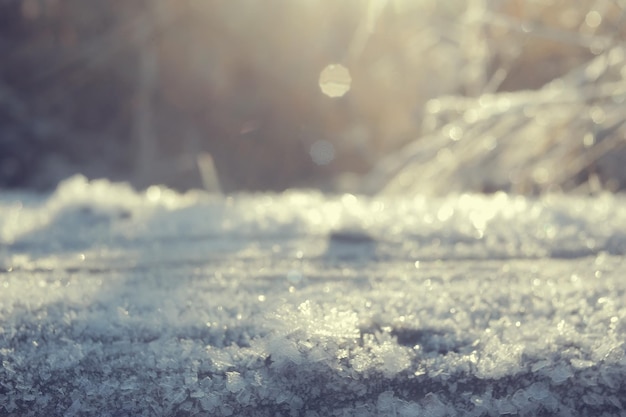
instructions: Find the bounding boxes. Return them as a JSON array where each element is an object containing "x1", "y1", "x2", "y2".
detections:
[{"x1": 0, "y1": 176, "x2": 625, "y2": 416}]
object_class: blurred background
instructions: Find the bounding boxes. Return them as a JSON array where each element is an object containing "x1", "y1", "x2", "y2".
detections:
[{"x1": 1, "y1": 0, "x2": 626, "y2": 195}]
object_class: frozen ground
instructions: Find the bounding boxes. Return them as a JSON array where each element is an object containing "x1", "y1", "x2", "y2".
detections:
[{"x1": 0, "y1": 175, "x2": 625, "y2": 416}]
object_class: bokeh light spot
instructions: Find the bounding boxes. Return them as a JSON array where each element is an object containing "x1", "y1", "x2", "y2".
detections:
[
  {"x1": 310, "y1": 140, "x2": 335, "y2": 165},
  {"x1": 585, "y1": 10, "x2": 602, "y2": 29},
  {"x1": 319, "y1": 64, "x2": 352, "y2": 98}
]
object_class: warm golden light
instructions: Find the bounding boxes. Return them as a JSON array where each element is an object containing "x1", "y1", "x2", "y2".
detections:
[{"x1": 5, "y1": 0, "x2": 626, "y2": 193}]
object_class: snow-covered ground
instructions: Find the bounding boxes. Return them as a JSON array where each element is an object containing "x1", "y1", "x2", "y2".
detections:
[{"x1": 1, "y1": 175, "x2": 625, "y2": 416}]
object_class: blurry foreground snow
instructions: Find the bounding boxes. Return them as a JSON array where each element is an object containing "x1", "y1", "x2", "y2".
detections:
[{"x1": 1, "y1": 176, "x2": 626, "y2": 416}]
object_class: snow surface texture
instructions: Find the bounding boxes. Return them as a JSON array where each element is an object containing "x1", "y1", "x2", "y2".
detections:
[{"x1": 1, "y1": 175, "x2": 625, "y2": 417}]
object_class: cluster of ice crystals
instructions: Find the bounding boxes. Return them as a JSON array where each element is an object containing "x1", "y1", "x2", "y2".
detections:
[{"x1": 1, "y1": 176, "x2": 625, "y2": 416}]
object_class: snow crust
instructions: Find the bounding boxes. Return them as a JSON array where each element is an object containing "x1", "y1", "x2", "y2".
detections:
[{"x1": 1, "y1": 175, "x2": 625, "y2": 416}]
